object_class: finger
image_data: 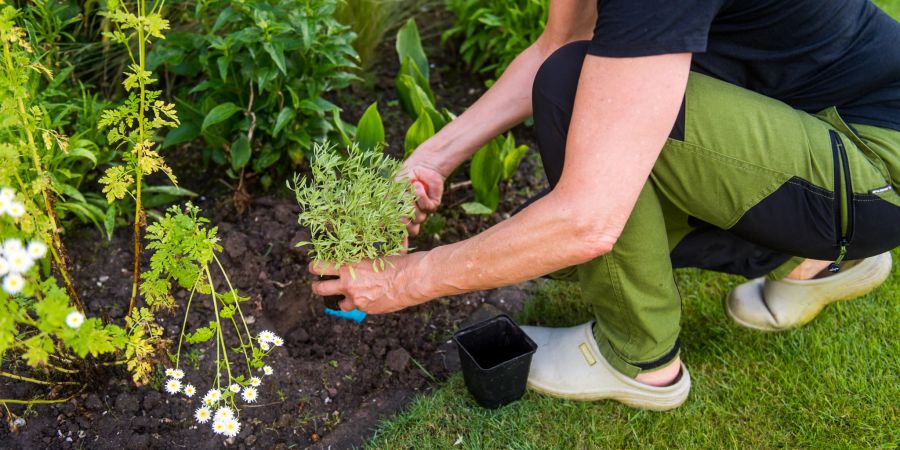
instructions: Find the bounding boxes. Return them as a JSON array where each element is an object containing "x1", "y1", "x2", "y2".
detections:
[
  {"x1": 311, "y1": 279, "x2": 344, "y2": 297},
  {"x1": 413, "y1": 209, "x2": 427, "y2": 225},
  {"x1": 338, "y1": 297, "x2": 356, "y2": 312},
  {"x1": 308, "y1": 260, "x2": 340, "y2": 276},
  {"x1": 400, "y1": 236, "x2": 410, "y2": 253},
  {"x1": 407, "y1": 223, "x2": 420, "y2": 237}
]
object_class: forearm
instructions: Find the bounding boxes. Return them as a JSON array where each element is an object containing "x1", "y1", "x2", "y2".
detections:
[
  {"x1": 407, "y1": 38, "x2": 565, "y2": 177},
  {"x1": 406, "y1": 54, "x2": 692, "y2": 302}
]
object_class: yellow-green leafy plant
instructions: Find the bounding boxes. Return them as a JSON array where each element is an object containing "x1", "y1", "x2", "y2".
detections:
[
  {"x1": 0, "y1": 3, "x2": 83, "y2": 311},
  {"x1": 97, "y1": 0, "x2": 179, "y2": 318},
  {"x1": 290, "y1": 142, "x2": 415, "y2": 274},
  {"x1": 141, "y1": 202, "x2": 282, "y2": 438}
]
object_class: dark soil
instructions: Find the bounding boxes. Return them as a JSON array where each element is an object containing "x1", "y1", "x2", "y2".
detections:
[{"x1": 0, "y1": 10, "x2": 548, "y2": 450}]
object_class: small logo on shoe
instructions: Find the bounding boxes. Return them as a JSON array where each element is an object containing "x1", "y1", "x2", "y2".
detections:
[
  {"x1": 870, "y1": 185, "x2": 893, "y2": 194},
  {"x1": 579, "y1": 343, "x2": 597, "y2": 366}
]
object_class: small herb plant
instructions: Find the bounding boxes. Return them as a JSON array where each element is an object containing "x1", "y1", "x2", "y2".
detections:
[
  {"x1": 290, "y1": 142, "x2": 416, "y2": 273},
  {"x1": 142, "y1": 202, "x2": 282, "y2": 438}
]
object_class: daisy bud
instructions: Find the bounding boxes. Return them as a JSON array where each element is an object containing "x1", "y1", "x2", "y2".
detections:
[
  {"x1": 262, "y1": 365, "x2": 273, "y2": 376},
  {"x1": 259, "y1": 341, "x2": 271, "y2": 351}
]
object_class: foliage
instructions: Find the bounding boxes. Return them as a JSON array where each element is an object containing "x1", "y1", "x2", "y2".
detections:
[
  {"x1": 150, "y1": 0, "x2": 359, "y2": 181},
  {"x1": 393, "y1": 19, "x2": 529, "y2": 215},
  {"x1": 334, "y1": 0, "x2": 436, "y2": 75},
  {"x1": 142, "y1": 202, "x2": 282, "y2": 437},
  {"x1": 443, "y1": 0, "x2": 548, "y2": 82},
  {"x1": 290, "y1": 142, "x2": 415, "y2": 273}
]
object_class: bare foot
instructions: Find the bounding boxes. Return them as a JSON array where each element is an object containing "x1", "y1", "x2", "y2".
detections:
[
  {"x1": 784, "y1": 258, "x2": 833, "y2": 280},
  {"x1": 635, "y1": 355, "x2": 681, "y2": 387}
]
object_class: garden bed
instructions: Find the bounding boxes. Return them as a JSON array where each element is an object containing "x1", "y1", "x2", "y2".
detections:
[{"x1": 0, "y1": 30, "x2": 546, "y2": 449}]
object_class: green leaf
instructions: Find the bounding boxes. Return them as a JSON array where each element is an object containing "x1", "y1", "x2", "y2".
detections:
[
  {"x1": 163, "y1": 122, "x2": 201, "y2": 148},
  {"x1": 105, "y1": 203, "x2": 117, "y2": 240},
  {"x1": 501, "y1": 140, "x2": 529, "y2": 180},
  {"x1": 263, "y1": 42, "x2": 287, "y2": 75},
  {"x1": 396, "y1": 19, "x2": 429, "y2": 82},
  {"x1": 142, "y1": 185, "x2": 198, "y2": 197},
  {"x1": 202, "y1": 103, "x2": 243, "y2": 131},
  {"x1": 230, "y1": 135, "x2": 251, "y2": 171},
  {"x1": 273, "y1": 107, "x2": 295, "y2": 137},
  {"x1": 395, "y1": 74, "x2": 434, "y2": 119},
  {"x1": 356, "y1": 103, "x2": 385, "y2": 151},
  {"x1": 404, "y1": 111, "x2": 434, "y2": 158},
  {"x1": 333, "y1": 109, "x2": 355, "y2": 147},
  {"x1": 461, "y1": 202, "x2": 494, "y2": 215},
  {"x1": 470, "y1": 141, "x2": 503, "y2": 211}
]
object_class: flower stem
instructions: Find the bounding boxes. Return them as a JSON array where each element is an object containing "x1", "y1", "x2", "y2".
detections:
[
  {"x1": 0, "y1": 371, "x2": 79, "y2": 386},
  {"x1": 174, "y1": 283, "x2": 198, "y2": 369}
]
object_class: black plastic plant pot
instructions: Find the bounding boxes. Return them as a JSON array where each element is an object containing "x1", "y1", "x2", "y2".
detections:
[
  {"x1": 452, "y1": 314, "x2": 537, "y2": 409},
  {"x1": 318, "y1": 275, "x2": 344, "y2": 310}
]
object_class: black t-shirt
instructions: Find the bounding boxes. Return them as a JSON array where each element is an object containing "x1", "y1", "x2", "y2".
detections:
[{"x1": 590, "y1": 0, "x2": 900, "y2": 131}]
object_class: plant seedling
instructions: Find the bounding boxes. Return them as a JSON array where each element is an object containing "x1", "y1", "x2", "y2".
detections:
[{"x1": 289, "y1": 142, "x2": 416, "y2": 313}]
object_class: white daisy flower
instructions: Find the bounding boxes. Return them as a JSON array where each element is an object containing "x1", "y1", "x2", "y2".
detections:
[
  {"x1": 7, "y1": 250, "x2": 33, "y2": 274},
  {"x1": 165, "y1": 368, "x2": 176, "y2": 377},
  {"x1": 3, "y1": 273, "x2": 25, "y2": 295},
  {"x1": 0, "y1": 257, "x2": 9, "y2": 277},
  {"x1": 3, "y1": 238, "x2": 23, "y2": 254},
  {"x1": 0, "y1": 188, "x2": 14, "y2": 201},
  {"x1": 183, "y1": 384, "x2": 196, "y2": 397},
  {"x1": 204, "y1": 389, "x2": 221, "y2": 405},
  {"x1": 172, "y1": 369, "x2": 185, "y2": 380},
  {"x1": 258, "y1": 330, "x2": 276, "y2": 343},
  {"x1": 262, "y1": 365, "x2": 273, "y2": 376},
  {"x1": 249, "y1": 376, "x2": 261, "y2": 387},
  {"x1": 241, "y1": 387, "x2": 258, "y2": 403},
  {"x1": 229, "y1": 383, "x2": 241, "y2": 393},
  {"x1": 222, "y1": 418, "x2": 241, "y2": 438},
  {"x1": 272, "y1": 337, "x2": 284, "y2": 347},
  {"x1": 211, "y1": 419, "x2": 227, "y2": 435},
  {"x1": 195, "y1": 406, "x2": 212, "y2": 423},
  {"x1": 6, "y1": 202, "x2": 24, "y2": 219},
  {"x1": 26, "y1": 241, "x2": 47, "y2": 260},
  {"x1": 65, "y1": 311, "x2": 85, "y2": 329},
  {"x1": 259, "y1": 341, "x2": 271, "y2": 351},
  {"x1": 0, "y1": 197, "x2": 10, "y2": 215},
  {"x1": 214, "y1": 406, "x2": 234, "y2": 422},
  {"x1": 164, "y1": 378, "x2": 182, "y2": 395}
]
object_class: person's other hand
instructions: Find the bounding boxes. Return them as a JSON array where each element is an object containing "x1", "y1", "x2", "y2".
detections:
[
  {"x1": 399, "y1": 162, "x2": 444, "y2": 237},
  {"x1": 308, "y1": 253, "x2": 429, "y2": 314}
]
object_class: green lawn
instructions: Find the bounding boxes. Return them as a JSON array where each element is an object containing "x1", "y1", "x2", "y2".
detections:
[
  {"x1": 370, "y1": 3, "x2": 900, "y2": 448},
  {"x1": 370, "y1": 249, "x2": 899, "y2": 448}
]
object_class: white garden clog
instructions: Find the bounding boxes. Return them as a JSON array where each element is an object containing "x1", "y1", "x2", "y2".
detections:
[
  {"x1": 726, "y1": 252, "x2": 893, "y2": 331},
  {"x1": 520, "y1": 322, "x2": 690, "y2": 411}
]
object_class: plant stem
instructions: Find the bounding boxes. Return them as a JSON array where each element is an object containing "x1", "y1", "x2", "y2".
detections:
[
  {"x1": 174, "y1": 283, "x2": 198, "y2": 369},
  {"x1": 0, "y1": 371, "x2": 79, "y2": 386},
  {"x1": 0, "y1": 386, "x2": 85, "y2": 406},
  {"x1": 1, "y1": 40, "x2": 83, "y2": 313},
  {"x1": 214, "y1": 255, "x2": 256, "y2": 354},
  {"x1": 127, "y1": 3, "x2": 148, "y2": 320},
  {"x1": 206, "y1": 267, "x2": 232, "y2": 385}
]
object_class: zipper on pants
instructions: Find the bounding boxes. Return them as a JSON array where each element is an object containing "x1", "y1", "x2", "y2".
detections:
[{"x1": 828, "y1": 130, "x2": 855, "y2": 273}]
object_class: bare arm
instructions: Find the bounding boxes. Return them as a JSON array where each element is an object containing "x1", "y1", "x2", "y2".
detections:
[
  {"x1": 313, "y1": 52, "x2": 692, "y2": 313},
  {"x1": 404, "y1": 0, "x2": 597, "y2": 178}
]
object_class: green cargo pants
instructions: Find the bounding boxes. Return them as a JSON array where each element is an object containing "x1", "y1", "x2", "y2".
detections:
[{"x1": 531, "y1": 42, "x2": 900, "y2": 377}]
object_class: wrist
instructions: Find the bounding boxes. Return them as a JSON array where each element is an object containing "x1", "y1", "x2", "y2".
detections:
[{"x1": 401, "y1": 250, "x2": 438, "y2": 305}]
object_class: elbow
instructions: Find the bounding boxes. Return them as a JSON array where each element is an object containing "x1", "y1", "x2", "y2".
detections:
[{"x1": 570, "y1": 218, "x2": 619, "y2": 262}]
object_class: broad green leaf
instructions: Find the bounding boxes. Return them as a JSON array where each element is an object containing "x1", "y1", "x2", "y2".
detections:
[
  {"x1": 396, "y1": 19, "x2": 429, "y2": 81},
  {"x1": 263, "y1": 42, "x2": 287, "y2": 75},
  {"x1": 400, "y1": 57, "x2": 434, "y2": 104},
  {"x1": 252, "y1": 148, "x2": 282, "y2": 172},
  {"x1": 461, "y1": 202, "x2": 494, "y2": 215},
  {"x1": 404, "y1": 111, "x2": 434, "y2": 158},
  {"x1": 356, "y1": 103, "x2": 385, "y2": 151},
  {"x1": 163, "y1": 122, "x2": 200, "y2": 148},
  {"x1": 396, "y1": 74, "x2": 434, "y2": 119},
  {"x1": 141, "y1": 185, "x2": 198, "y2": 197},
  {"x1": 273, "y1": 107, "x2": 296, "y2": 137},
  {"x1": 470, "y1": 141, "x2": 502, "y2": 211},
  {"x1": 332, "y1": 109, "x2": 355, "y2": 147},
  {"x1": 202, "y1": 103, "x2": 242, "y2": 131},
  {"x1": 501, "y1": 136, "x2": 529, "y2": 180},
  {"x1": 230, "y1": 135, "x2": 252, "y2": 170},
  {"x1": 105, "y1": 203, "x2": 117, "y2": 240}
]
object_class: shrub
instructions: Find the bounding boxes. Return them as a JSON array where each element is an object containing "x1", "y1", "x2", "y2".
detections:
[
  {"x1": 150, "y1": 0, "x2": 359, "y2": 182},
  {"x1": 290, "y1": 142, "x2": 415, "y2": 272},
  {"x1": 443, "y1": 0, "x2": 548, "y2": 82}
]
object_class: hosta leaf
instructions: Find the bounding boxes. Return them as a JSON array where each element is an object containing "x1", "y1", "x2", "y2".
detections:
[{"x1": 202, "y1": 102, "x2": 242, "y2": 131}]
